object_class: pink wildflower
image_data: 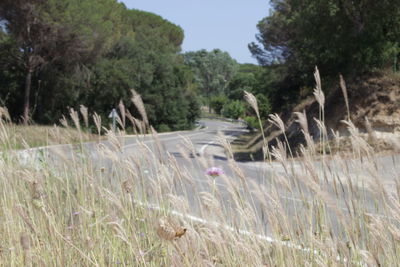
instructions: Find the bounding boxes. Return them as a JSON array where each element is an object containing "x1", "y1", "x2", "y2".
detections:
[{"x1": 206, "y1": 167, "x2": 224, "y2": 177}]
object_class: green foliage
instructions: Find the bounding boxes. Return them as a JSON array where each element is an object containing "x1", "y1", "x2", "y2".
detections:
[
  {"x1": 250, "y1": 0, "x2": 400, "y2": 111},
  {"x1": 222, "y1": 100, "x2": 245, "y2": 119},
  {"x1": 184, "y1": 49, "x2": 238, "y2": 97},
  {"x1": 0, "y1": 35, "x2": 24, "y2": 111},
  {"x1": 223, "y1": 64, "x2": 272, "y2": 119},
  {"x1": 157, "y1": 124, "x2": 171, "y2": 133},
  {"x1": 210, "y1": 95, "x2": 228, "y2": 115},
  {"x1": 0, "y1": 0, "x2": 200, "y2": 130},
  {"x1": 243, "y1": 116, "x2": 259, "y2": 131},
  {"x1": 255, "y1": 94, "x2": 271, "y2": 119},
  {"x1": 225, "y1": 64, "x2": 261, "y2": 99},
  {"x1": 252, "y1": 0, "x2": 400, "y2": 74}
]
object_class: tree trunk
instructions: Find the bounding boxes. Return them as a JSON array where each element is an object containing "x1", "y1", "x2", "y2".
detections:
[
  {"x1": 207, "y1": 88, "x2": 211, "y2": 113},
  {"x1": 23, "y1": 68, "x2": 33, "y2": 124}
]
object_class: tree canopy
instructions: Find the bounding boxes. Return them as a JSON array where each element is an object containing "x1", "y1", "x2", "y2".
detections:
[
  {"x1": 251, "y1": 0, "x2": 400, "y2": 76},
  {"x1": 184, "y1": 49, "x2": 238, "y2": 98},
  {"x1": 249, "y1": 0, "x2": 400, "y2": 110},
  {"x1": 0, "y1": 0, "x2": 199, "y2": 130}
]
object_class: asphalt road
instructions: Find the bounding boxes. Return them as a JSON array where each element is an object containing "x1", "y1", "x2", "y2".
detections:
[
  {"x1": 103, "y1": 119, "x2": 399, "y2": 233},
  {"x1": 19, "y1": 119, "x2": 400, "y2": 236}
]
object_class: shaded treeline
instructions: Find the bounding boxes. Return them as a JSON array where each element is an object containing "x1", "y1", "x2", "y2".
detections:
[
  {"x1": 249, "y1": 0, "x2": 400, "y2": 112},
  {"x1": 0, "y1": 0, "x2": 200, "y2": 131}
]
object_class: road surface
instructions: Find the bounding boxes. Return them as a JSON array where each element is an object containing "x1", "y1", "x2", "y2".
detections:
[{"x1": 18, "y1": 118, "x2": 400, "y2": 236}]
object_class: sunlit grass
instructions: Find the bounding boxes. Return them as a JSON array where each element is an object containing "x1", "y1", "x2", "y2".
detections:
[
  {"x1": 0, "y1": 79, "x2": 399, "y2": 266},
  {"x1": 0, "y1": 124, "x2": 99, "y2": 150}
]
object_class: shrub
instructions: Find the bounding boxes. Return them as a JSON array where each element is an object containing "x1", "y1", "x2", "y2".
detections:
[
  {"x1": 255, "y1": 94, "x2": 271, "y2": 118},
  {"x1": 157, "y1": 123, "x2": 171, "y2": 132},
  {"x1": 243, "y1": 116, "x2": 259, "y2": 131},
  {"x1": 222, "y1": 100, "x2": 245, "y2": 119},
  {"x1": 210, "y1": 95, "x2": 228, "y2": 115}
]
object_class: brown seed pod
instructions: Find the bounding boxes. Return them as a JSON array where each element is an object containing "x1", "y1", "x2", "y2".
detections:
[
  {"x1": 174, "y1": 228, "x2": 187, "y2": 238},
  {"x1": 122, "y1": 180, "x2": 133, "y2": 193},
  {"x1": 156, "y1": 218, "x2": 187, "y2": 241},
  {"x1": 157, "y1": 218, "x2": 176, "y2": 241},
  {"x1": 31, "y1": 180, "x2": 45, "y2": 200}
]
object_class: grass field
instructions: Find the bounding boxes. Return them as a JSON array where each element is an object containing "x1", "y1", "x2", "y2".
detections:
[
  {"x1": 1, "y1": 80, "x2": 400, "y2": 266},
  {"x1": 0, "y1": 124, "x2": 99, "y2": 150}
]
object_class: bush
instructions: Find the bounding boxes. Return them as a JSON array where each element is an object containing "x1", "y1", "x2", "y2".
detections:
[
  {"x1": 255, "y1": 94, "x2": 271, "y2": 118},
  {"x1": 222, "y1": 100, "x2": 245, "y2": 119},
  {"x1": 243, "y1": 116, "x2": 259, "y2": 131},
  {"x1": 210, "y1": 95, "x2": 228, "y2": 115},
  {"x1": 157, "y1": 123, "x2": 171, "y2": 132}
]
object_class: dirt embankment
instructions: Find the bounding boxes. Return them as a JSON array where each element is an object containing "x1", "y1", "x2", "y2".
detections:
[{"x1": 234, "y1": 71, "x2": 400, "y2": 161}]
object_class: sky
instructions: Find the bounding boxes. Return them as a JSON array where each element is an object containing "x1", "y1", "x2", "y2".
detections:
[{"x1": 120, "y1": 0, "x2": 270, "y2": 64}]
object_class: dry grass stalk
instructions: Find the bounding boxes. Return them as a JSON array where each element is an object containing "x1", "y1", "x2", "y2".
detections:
[
  {"x1": 116, "y1": 115, "x2": 124, "y2": 132},
  {"x1": 92, "y1": 112, "x2": 102, "y2": 135},
  {"x1": 14, "y1": 205, "x2": 37, "y2": 234},
  {"x1": 271, "y1": 139, "x2": 287, "y2": 163},
  {"x1": 364, "y1": 117, "x2": 377, "y2": 144},
  {"x1": 339, "y1": 74, "x2": 350, "y2": 121},
  {"x1": 131, "y1": 89, "x2": 149, "y2": 129},
  {"x1": 2, "y1": 69, "x2": 400, "y2": 266},
  {"x1": 125, "y1": 110, "x2": 138, "y2": 134},
  {"x1": 118, "y1": 100, "x2": 126, "y2": 129},
  {"x1": 20, "y1": 233, "x2": 31, "y2": 267},
  {"x1": 217, "y1": 132, "x2": 234, "y2": 159},
  {"x1": 244, "y1": 90, "x2": 268, "y2": 153},
  {"x1": 69, "y1": 108, "x2": 81, "y2": 133},
  {"x1": 268, "y1": 113, "x2": 285, "y2": 133},
  {"x1": 79, "y1": 105, "x2": 89, "y2": 128},
  {"x1": 59, "y1": 115, "x2": 69, "y2": 128},
  {"x1": 313, "y1": 118, "x2": 328, "y2": 140},
  {"x1": 313, "y1": 67, "x2": 325, "y2": 109},
  {"x1": 244, "y1": 91, "x2": 259, "y2": 118},
  {"x1": 126, "y1": 109, "x2": 144, "y2": 134},
  {"x1": 294, "y1": 110, "x2": 308, "y2": 134},
  {"x1": 0, "y1": 106, "x2": 11, "y2": 122}
]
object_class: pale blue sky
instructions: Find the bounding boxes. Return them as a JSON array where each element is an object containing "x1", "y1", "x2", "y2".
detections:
[{"x1": 120, "y1": 0, "x2": 269, "y2": 64}]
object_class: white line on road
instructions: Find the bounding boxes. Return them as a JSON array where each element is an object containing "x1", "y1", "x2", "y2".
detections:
[
  {"x1": 197, "y1": 125, "x2": 231, "y2": 155},
  {"x1": 199, "y1": 140, "x2": 217, "y2": 156}
]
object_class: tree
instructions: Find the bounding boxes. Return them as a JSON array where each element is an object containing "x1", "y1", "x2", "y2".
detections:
[
  {"x1": 77, "y1": 9, "x2": 199, "y2": 131},
  {"x1": 250, "y1": 0, "x2": 400, "y2": 77},
  {"x1": 226, "y1": 64, "x2": 262, "y2": 100},
  {"x1": 249, "y1": 0, "x2": 400, "y2": 111},
  {"x1": 210, "y1": 95, "x2": 228, "y2": 115},
  {"x1": 0, "y1": 0, "x2": 87, "y2": 123},
  {"x1": 222, "y1": 100, "x2": 245, "y2": 119},
  {"x1": 184, "y1": 49, "x2": 238, "y2": 99},
  {"x1": 0, "y1": 1, "x2": 200, "y2": 130}
]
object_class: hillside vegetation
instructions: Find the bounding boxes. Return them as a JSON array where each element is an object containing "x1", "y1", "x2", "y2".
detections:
[
  {"x1": 226, "y1": 0, "x2": 400, "y2": 156},
  {"x1": 250, "y1": 0, "x2": 400, "y2": 111},
  {"x1": 234, "y1": 69, "x2": 400, "y2": 160}
]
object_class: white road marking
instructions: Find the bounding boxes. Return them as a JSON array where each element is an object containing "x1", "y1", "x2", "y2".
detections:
[
  {"x1": 199, "y1": 140, "x2": 217, "y2": 156},
  {"x1": 197, "y1": 125, "x2": 231, "y2": 155}
]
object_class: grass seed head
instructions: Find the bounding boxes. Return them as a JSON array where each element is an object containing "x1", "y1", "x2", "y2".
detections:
[{"x1": 244, "y1": 91, "x2": 260, "y2": 118}]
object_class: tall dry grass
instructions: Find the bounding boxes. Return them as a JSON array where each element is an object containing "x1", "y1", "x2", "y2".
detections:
[{"x1": 0, "y1": 82, "x2": 399, "y2": 266}]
